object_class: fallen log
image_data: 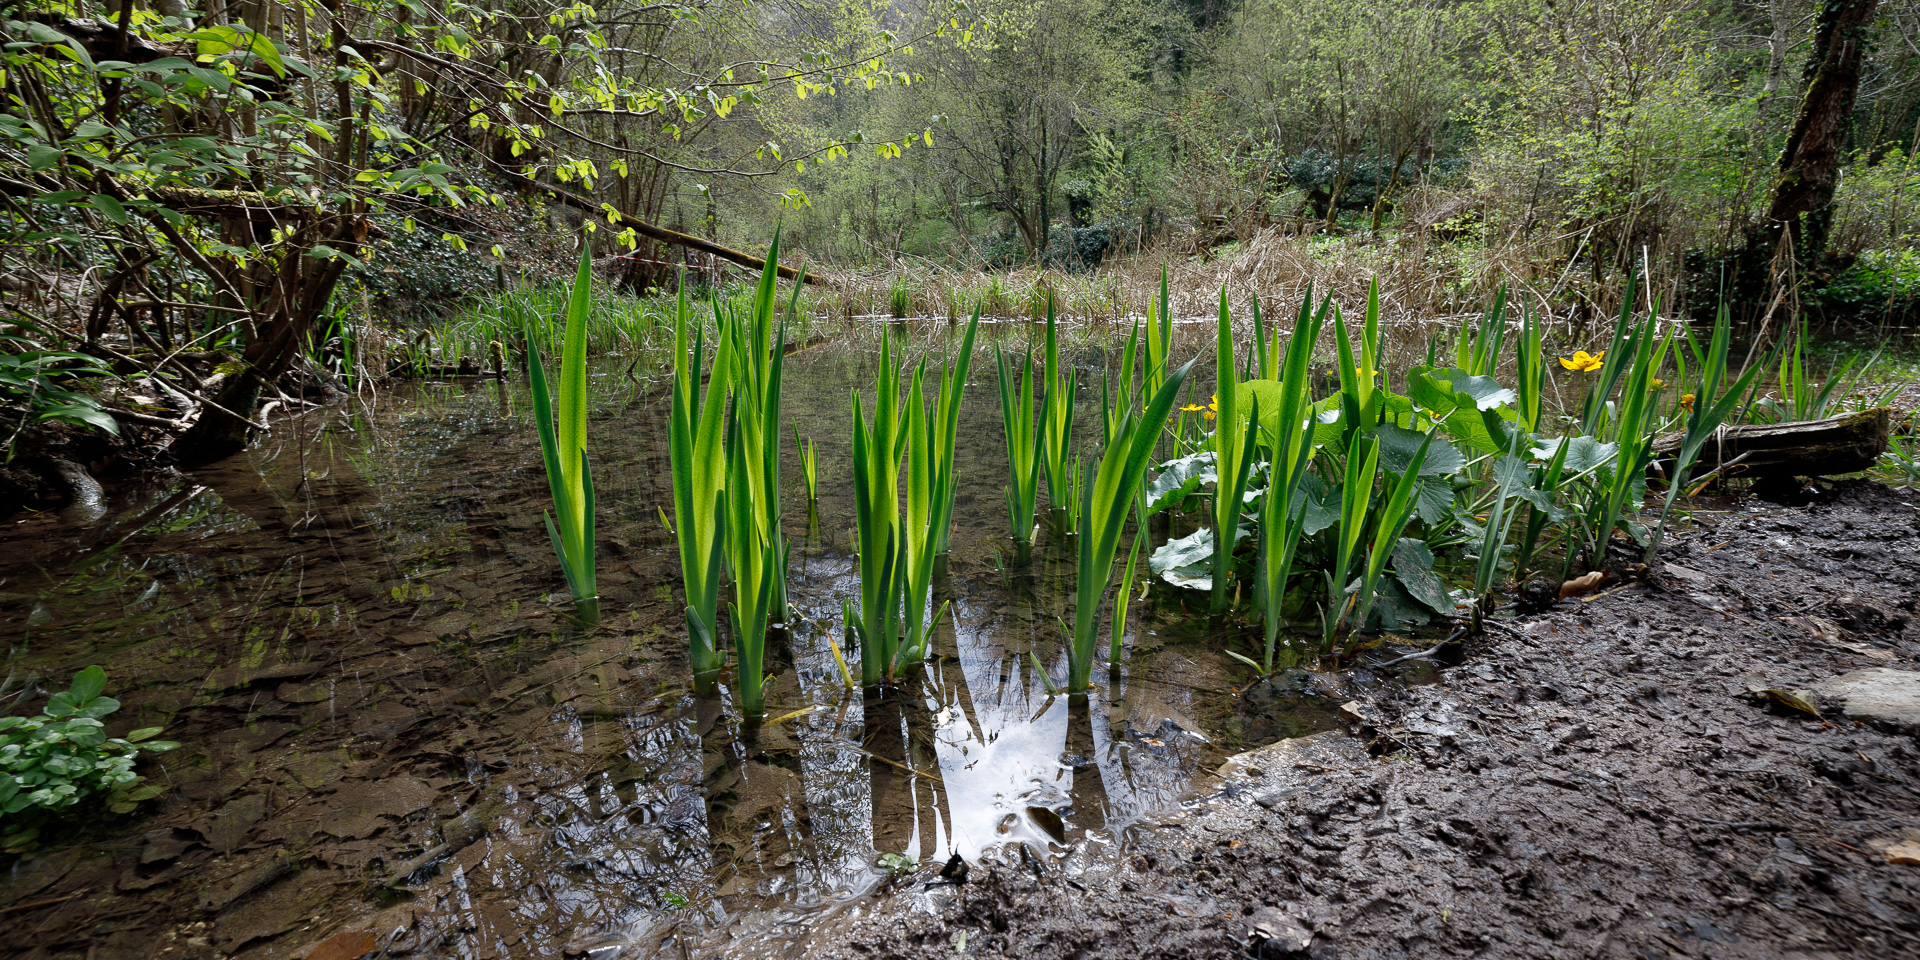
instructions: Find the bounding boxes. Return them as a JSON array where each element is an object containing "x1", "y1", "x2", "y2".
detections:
[{"x1": 1652, "y1": 407, "x2": 1891, "y2": 479}]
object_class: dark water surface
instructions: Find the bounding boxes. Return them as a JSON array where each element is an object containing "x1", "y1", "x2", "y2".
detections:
[{"x1": 0, "y1": 325, "x2": 1354, "y2": 959}]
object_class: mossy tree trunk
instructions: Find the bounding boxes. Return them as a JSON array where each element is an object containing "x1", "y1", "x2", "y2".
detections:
[{"x1": 1730, "y1": 0, "x2": 1880, "y2": 323}]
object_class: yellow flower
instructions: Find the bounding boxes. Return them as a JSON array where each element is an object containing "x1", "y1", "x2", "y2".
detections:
[
  {"x1": 1180, "y1": 404, "x2": 1206, "y2": 413},
  {"x1": 1203, "y1": 394, "x2": 1219, "y2": 421},
  {"x1": 1559, "y1": 350, "x2": 1604, "y2": 373},
  {"x1": 1680, "y1": 393, "x2": 1696, "y2": 411},
  {"x1": 1649, "y1": 378, "x2": 1665, "y2": 390}
]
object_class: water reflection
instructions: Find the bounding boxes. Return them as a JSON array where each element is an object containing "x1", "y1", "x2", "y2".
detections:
[{"x1": 0, "y1": 332, "x2": 1346, "y2": 959}]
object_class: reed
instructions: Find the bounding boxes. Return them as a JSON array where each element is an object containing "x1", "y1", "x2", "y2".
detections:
[
  {"x1": 1643, "y1": 306, "x2": 1766, "y2": 561},
  {"x1": 1244, "y1": 290, "x2": 1323, "y2": 673},
  {"x1": 1066, "y1": 353, "x2": 1194, "y2": 689},
  {"x1": 996, "y1": 343, "x2": 1043, "y2": 554},
  {"x1": 717, "y1": 248, "x2": 795, "y2": 716},
  {"x1": 1570, "y1": 302, "x2": 1669, "y2": 576},
  {"x1": 1346, "y1": 431, "x2": 1435, "y2": 638},
  {"x1": 793, "y1": 423, "x2": 819, "y2": 506},
  {"x1": 1040, "y1": 297, "x2": 1079, "y2": 532},
  {"x1": 849, "y1": 333, "x2": 907, "y2": 685},
  {"x1": 526, "y1": 246, "x2": 599, "y2": 623},
  {"x1": 1208, "y1": 289, "x2": 1258, "y2": 615},
  {"x1": 889, "y1": 278, "x2": 913, "y2": 319},
  {"x1": 1512, "y1": 304, "x2": 1545, "y2": 432},
  {"x1": 668, "y1": 279, "x2": 734, "y2": 691},
  {"x1": 927, "y1": 310, "x2": 982, "y2": 576}
]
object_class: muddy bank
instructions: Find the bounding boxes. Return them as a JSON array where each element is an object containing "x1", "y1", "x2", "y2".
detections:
[{"x1": 817, "y1": 481, "x2": 1920, "y2": 960}]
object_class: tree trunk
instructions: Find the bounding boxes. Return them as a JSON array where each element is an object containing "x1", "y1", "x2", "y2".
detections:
[
  {"x1": 1730, "y1": 0, "x2": 1880, "y2": 321},
  {"x1": 172, "y1": 216, "x2": 368, "y2": 466}
]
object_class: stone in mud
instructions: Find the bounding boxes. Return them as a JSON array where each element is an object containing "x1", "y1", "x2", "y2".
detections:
[
  {"x1": 1799, "y1": 668, "x2": 1920, "y2": 735},
  {"x1": 1243, "y1": 906, "x2": 1312, "y2": 957}
]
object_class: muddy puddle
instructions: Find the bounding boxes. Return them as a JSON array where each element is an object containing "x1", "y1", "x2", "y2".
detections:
[{"x1": 0, "y1": 321, "x2": 1383, "y2": 959}]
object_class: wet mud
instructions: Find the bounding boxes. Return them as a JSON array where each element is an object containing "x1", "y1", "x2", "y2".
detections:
[{"x1": 817, "y1": 481, "x2": 1920, "y2": 960}]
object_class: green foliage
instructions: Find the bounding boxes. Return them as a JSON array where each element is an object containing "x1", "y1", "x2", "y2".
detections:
[
  {"x1": 1208, "y1": 290, "x2": 1259, "y2": 614},
  {"x1": 669, "y1": 280, "x2": 736, "y2": 692},
  {"x1": 0, "y1": 329, "x2": 120, "y2": 443},
  {"x1": 1065, "y1": 347, "x2": 1194, "y2": 690},
  {"x1": 526, "y1": 247, "x2": 599, "y2": 622},
  {"x1": 996, "y1": 344, "x2": 1043, "y2": 548},
  {"x1": 718, "y1": 247, "x2": 794, "y2": 716},
  {"x1": 1817, "y1": 248, "x2": 1920, "y2": 318},
  {"x1": 848, "y1": 334, "x2": 908, "y2": 685},
  {"x1": 1039, "y1": 298, "x2": 1080, "y2": 532},
  {"x1": 928, "y1": 311, "x2": 983, "y2": 562},
  {"x1": 1, "y1": 666, "x2": 179, "y2": 852}
]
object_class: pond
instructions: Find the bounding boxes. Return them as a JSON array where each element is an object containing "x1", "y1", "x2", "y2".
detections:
[{"x1": 0, "y1": 321, "x2": 1381, "y2": 959}]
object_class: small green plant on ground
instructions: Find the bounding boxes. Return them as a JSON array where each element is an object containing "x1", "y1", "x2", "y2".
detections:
[{"x1": 1, "y1": 666, "x2": 179, "y2": 852}]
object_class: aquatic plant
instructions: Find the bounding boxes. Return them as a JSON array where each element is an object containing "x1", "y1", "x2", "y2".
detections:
[
  {"x1": 996, "y1": 343, "x2": 1043, "y2": 554},
  {"x1": 793, "y1": 423, "x2": 820, "y2": 506},
  {"x1": 668, "y1": 278, "x2": 735, "y2": 693},
  {"x1": 927, "y1": 311, "x2": 982, "y2": 576},
  {"x1": 1455, "y1": 287, "x2": 1508, "y2": 378},
  {"x1": 1111, "y1": 533, "x2": 1143, "y2": 663},
  {"x1": 1208, "y1": 289, "x2": 1259, "y2": 615},
  {"x1": 1569, "y1": 303, "x2": 1669, "y2": 576},
  {"x1": 897, "y1": 364, "x2": 949, "y2": 668},
  {"x1": 1244, "y1": 291, "x2": 1323, "y2": 673},
  {"x1": 1643, "y1": 307, "x2": 1766, "y2": 562},
  {"x1": 849, "y1": 333, "x2": 907, "y2": 685},
  {"x1": 1039, "y1": 297, "x2": 1080, "y2": 532},
  {"x1": 527, "y1": 246, "x2": 599, "y2": 622},
  {"x1": 1750, "y1": 319, "x2": 1867, "y2": 424},
  {"x1": 1065, "y1": 353, "x2": 1194, "y2": 689},
  {"x1": 1512, "y1": 305, "x2": 1546, "y2": 432},
  {"x1": 889, "y1": 278, "x2": 913, "y2": 319},
  {"x1": 1144, "y1": 269, "x2": 1175, "y2": 399},
  {"x1": 718, "y1": 250, "x2": 796, "y2": 716}
]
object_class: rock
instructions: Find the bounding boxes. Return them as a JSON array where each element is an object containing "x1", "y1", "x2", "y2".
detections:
[
  {"x1": 1252, "y1": 786, "x2": 1302, "y2": 810},
  {"x1": 1244, "y1": 906, "x2": 1312, "y2": 957},
  {"x1": 1799, "y1": 668, "x2": 1920, "y2": 735}
]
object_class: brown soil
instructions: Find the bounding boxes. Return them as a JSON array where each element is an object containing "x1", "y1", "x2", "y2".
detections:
[{"x1": 816, "y1": 481, "x2": 1920, "y2": 960}]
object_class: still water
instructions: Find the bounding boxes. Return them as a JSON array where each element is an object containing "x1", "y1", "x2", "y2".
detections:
[{"x1": 0, "y1": 324, "x2": 1352, "y2": 958}]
